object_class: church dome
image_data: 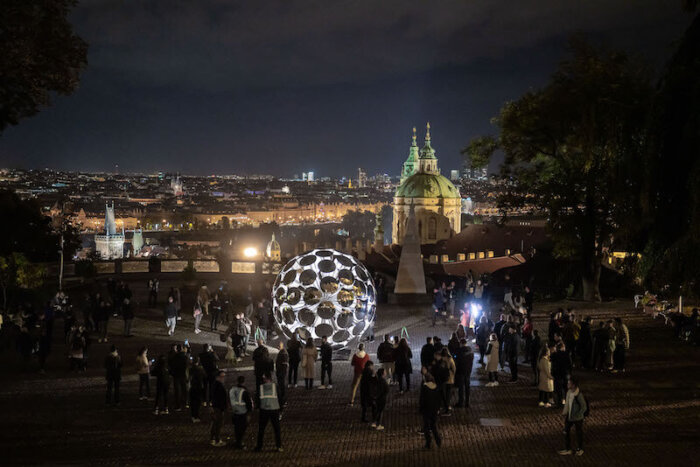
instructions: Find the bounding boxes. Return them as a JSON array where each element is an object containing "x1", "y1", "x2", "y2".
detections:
[{"x1": 395, "y1": 172, "x2": 461, "y2": 199}]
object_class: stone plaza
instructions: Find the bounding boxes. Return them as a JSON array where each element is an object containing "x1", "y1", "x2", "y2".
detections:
[{"x1": 1, "y1": 291, "x2": 699, "y2": 466}]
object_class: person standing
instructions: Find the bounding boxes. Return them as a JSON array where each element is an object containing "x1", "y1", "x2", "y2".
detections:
[
  {"x1": 419, "y1": 372, "x2": 442, "y2": 450},
  {"x1": 485, "y1": 333, "x2": 500, "y2": 386},
  {"x1": 558, "y1": 377, "x2": 587, "y2": 456},
  {"x1": 164, "y1": 296, "x2": 177, "y2": 336},
  {"x1": 393, "y1": 338, "x2": 413, "y2": 393},
  {"x1": 96, "y1": 300, "x2": 110, "y2": 343},
  {"x1": 136, "y1": 346, "x2": 151, "y2": 400},
  {"x1": 210, "y1": 294, "x2": 222, "y2": 331},
  {"x1": 199, "y1": 344, "x2": 219, "y2": 406},
  {"x1": 301, "y1": 339, "x2": 318, "y2": 390},
  {"x1": 210, "y1": 370, "x2": 228, "y2": 447},
  {"x1": 171, "y1": 344, "x2": 190, "y2": 411},
  {"x1": 198, "y1": 284, "x2": 211, "y2": 317},
  {"x1": 551, "y1": 342, "x2": 572, "y2": 406},
  {"x1": 475, "y1": 316, "x2": 492, "y2": 366},
  {"x1": 454, "y1": 339, "x2": 474, "y2": 408},
  {"x1": 350, "y1": 343, "x2": 370, "y2": 406},
  {"x1": 253, "y1": 339, "x2": 274, "y2": 391},
  {"x1": 537, "y1": 347, "x2": 554, "y2": 407},
  {"x1": 420, "y1": 337, "x2": 435, "y2": 370},
  {"x1": 376, "y1": 335, "x2": 395, "y2": 383},
  {"x1": 530, "y1": 330, "x2": 542, "y2": 386},
  {"x1": 374, "y1": 368, "x2": 389, "y2": 430},
  {"x1": 148, "y1": 278, "x2": 159, "y2": 308},
  {"x1": 613, "y1": 317, "x2": 630, "y2": 373},
  {"x1": 104, "y1": 345, "x2": 122, "y2": 406},
  {"x1": 591, "y1": 321, "x2": 607, "y2": 371},
  {"x1": 229, "y1": 375, "x2": 253, "y2": 450},
  {"x1": 287, "y1": 334, "x2": 302, "y2": 387},
  {"x1": 439, "y1": 348, "x2": 455, "y2": 414},
  {"x1": 319, "y1": 336, "x2": 333, "y2": 389},
  {"x1": 504, "y1": 325, "x2": 521, "y2": 382},
  {"x1": 153, "y1": 355, "x2": 170, "y2": 415},
  {"x1": 254, "y1": 374, "x2": 283, "y2": 452},
  {"x1": 193, "y1": 300, "x2": 203, "y2": 334},
  {"x1": 359, "y1": 360, "x2": 377, "y2": 423},
  {"x1": 122, "y1": 298, "x2": 134, "y2": 337},
  {"x1": 189, "y1": 357, "x2": 205, "y2": 423},
  {"x1": 275, "y1": 342, "x2": 289, "y2": 406},
  {"x1": 522, "y1": 317, "x2": 533, "y2": 364}
]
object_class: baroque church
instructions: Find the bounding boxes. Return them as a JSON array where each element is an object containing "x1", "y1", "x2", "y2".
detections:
[{"x1": 392, "y1": 123, "x2": 462, "y2": 245}]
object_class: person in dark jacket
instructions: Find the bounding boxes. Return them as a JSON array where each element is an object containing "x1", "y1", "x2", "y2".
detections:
[
  {"x1": 359, "y1": 361, "x2": 377, "y2": 423},
  {"x1": 153, "y1": 355, "x2": 170, "y2": 415},
  {"x1": 253, "y1": 339, "x2": 274, "y2": 391},
  {"x1": 210, "y1": 370, "x2": 228, "y2": 447},
  {"x1": 376, "y1": 334, "x2": 395, "y2": 382},
  {"x1": 551, "y1": 342, "x2": 572, "y2": 406},
  {"x1": 591, "y1": 322, "x2": 607, "y2": 371},
  {"x1": 373, "y1": 368, "x2": 389, "y2": 430},
  {"x1": 419, "y1": 372, "x2": 442, "y2": 449},
  {"x1": 503, "y1": 325, "x2": 521, "y2": 382},
  {"x1": 420, "y1": 337, "x2": 434, "y2": 369},
  {"x1": 170, "y1": 344, "x2": 190, "y2": 411},
  {"x1": 229, "y1": 375, "x2": 253, "y2": 449},
  {"x1": 530, "y1": 330, "x2": 542, "y2": 385},
  {"x1": 189, "y1": 358, "x2": 205, "y2": 423},
  {"x1": 577, "y1": 317, "x2": 593, "y2": 368},
  {"x1": 447, "y1": 333, "x2": 460, "y2": 357},
  {"x1": 393, "y1": 338, "x2": 413, "y2": 393},
  {"x1": 275, "y1": 342, "x2": 289, "y2": 406},
  {"x1": 319, "y1": 336, "x2": 333, "y2": 389},
  {"x1": 104, "y1": 345, "x2": 122, "y2": 406},
  {"x1": 210, "y1": 294, "x2": 223, "y2": 331},
  {"x1": 287, "y1": 334, "x2": 302, "y2": 387},
  {"x1": 454, "y1": 339, "x2": 474, "y2": 407},
  {"x1": 122, "y1": 298, "x2": 135, "y2": 337},
  {"x1": 475, "y1": 316, "x2": 492, "y2": 365},
  {"x1": 199, "y1": 344, "x2": 219, "y2": 406}
]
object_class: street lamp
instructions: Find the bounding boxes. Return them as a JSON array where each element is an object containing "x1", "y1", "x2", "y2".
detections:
[{"x1": 243, "y1": 247, "x2": 258, "y2": 258}]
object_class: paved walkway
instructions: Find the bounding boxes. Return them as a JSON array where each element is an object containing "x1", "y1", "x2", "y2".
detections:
[{"x1": 1, "y1": 299, "x2": 699, "y2": 465}]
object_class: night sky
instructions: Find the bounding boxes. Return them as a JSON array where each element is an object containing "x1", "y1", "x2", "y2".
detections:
[{"x1": 0, "y1": 1, "x2": 693, "y2": 177}]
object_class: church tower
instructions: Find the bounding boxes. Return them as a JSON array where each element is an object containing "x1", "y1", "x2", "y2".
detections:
[{"x1": 400, "y1": 127, "x2": 420, "y2": 183}]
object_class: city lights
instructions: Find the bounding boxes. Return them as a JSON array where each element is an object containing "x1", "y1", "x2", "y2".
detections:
[{"x1": 243, "y1": 246, "x2": 258, "y2": 258}]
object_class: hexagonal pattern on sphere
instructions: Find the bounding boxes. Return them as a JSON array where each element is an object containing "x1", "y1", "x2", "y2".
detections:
[{"x1": 272, "y1": 249, "x2": 376, "y2": 349}]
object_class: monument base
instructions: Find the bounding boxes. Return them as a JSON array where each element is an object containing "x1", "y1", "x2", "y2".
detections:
[{"x1": 387, "y1": 293, "x2": 432, "y2": 306}]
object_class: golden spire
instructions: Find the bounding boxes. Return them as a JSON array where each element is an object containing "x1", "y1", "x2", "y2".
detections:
[
  {"x1": 412, "y1": 126, "x2": 417, "y2": 143},
  {"x1": 426, "y1": 122, "x2": 431, "y2": 140}
]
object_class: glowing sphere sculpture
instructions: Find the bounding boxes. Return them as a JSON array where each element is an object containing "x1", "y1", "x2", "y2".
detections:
[{"x1": 272, "y1": 249, "x2": 376, "y2": 349}]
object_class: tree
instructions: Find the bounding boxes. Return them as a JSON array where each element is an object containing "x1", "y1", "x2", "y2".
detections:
[
  {"x1": 0, "y1": 252, "x2": 45, "y2": 310},
  {"x1": 638, "y1": 8, "x2": 700, "y2": 295},
  {"x1": 465, "y1": 40, "x2": 652, "y2": 300},
  {"x1": 0, "y1": 0, "x2": 88, "y2": 132},
  {"x1": 0, "y1": 190, "x2": 64, "y2": 261}
]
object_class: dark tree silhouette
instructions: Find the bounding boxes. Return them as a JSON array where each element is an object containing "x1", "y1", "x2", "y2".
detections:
[{"x1": 0, "y1": 0, "x2": 87, "y2": 132}]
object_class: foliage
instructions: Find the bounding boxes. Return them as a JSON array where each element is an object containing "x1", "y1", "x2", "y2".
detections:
[
  {"x1": 0, "y1": 253, "x2": 45, "y2": 310},
  {"x1": 464, "y1": 39, "x2": 653, "y2": 300},
  {"x1": 637, "y1": 12, "x2": 700, "y2": 296},
  {"x1": 181, "y1": 263, "x2": 197, "y2": 282},
  {"x1": 0, "y1": 190, "x2": 65, "y2": 261},
  {"x1": 0, "y1": 0, "x2": 88, "y2": 132}
]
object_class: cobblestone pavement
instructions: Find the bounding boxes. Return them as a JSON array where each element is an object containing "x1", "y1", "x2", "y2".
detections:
[{"x1": 1, "y1": 297, "x2": 699, "y2": 466}]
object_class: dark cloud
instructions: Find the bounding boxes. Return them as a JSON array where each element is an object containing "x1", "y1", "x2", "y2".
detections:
[{"x1": 0, "y1": 0, "x2": 693, "y2": 175}]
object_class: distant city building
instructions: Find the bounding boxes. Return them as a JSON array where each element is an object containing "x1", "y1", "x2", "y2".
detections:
[
  {"x1": 170, "y1": 174, "x2": 184, "y2": 196},
  {"x1": 95, "y1": 202, "x2": 125, "y2": 259},
  {"x1": 357, "y1": 167, "x2": 367, "y2": 188},
  {"x1": 132, "y1": 228, "x2": 144, "y2": 255},
  {"x1": 307, "y1": 171, "x2": 315, "y2": 182},
  {"x1": 266, "y1": 233, "x2": 281, "y2": 261},
  {"x1": 450, "y1": 169, "x2": 460, "y2": 181},
  {"x1": 392, "y1": 123, "x2": 461, "y2": 245},
  {"x1": 461, "y1": 197, "x2": 474, "y2": 215}
]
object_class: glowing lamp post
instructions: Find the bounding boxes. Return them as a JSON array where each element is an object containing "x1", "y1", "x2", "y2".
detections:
[{"x1": 243, "y1": 247, "x2": 258, "y2": 258}]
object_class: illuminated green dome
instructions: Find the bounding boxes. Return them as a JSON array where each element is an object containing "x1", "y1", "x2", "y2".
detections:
[{"x1": 395, "y1": 172, "x2": 461, "y2": 199}]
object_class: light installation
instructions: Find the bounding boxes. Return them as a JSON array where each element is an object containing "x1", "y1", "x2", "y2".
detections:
[{"x1": 271, "y1": 249, "x2": 376, "y2": 349}]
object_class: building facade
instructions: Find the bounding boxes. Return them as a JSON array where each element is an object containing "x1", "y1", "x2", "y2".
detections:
[
  {"x1": 392, "y1": 124, "x2": 462, "y2": 245},
  {"x1": 95, "y1": 202, "x2": 125, "y2": 259}
]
